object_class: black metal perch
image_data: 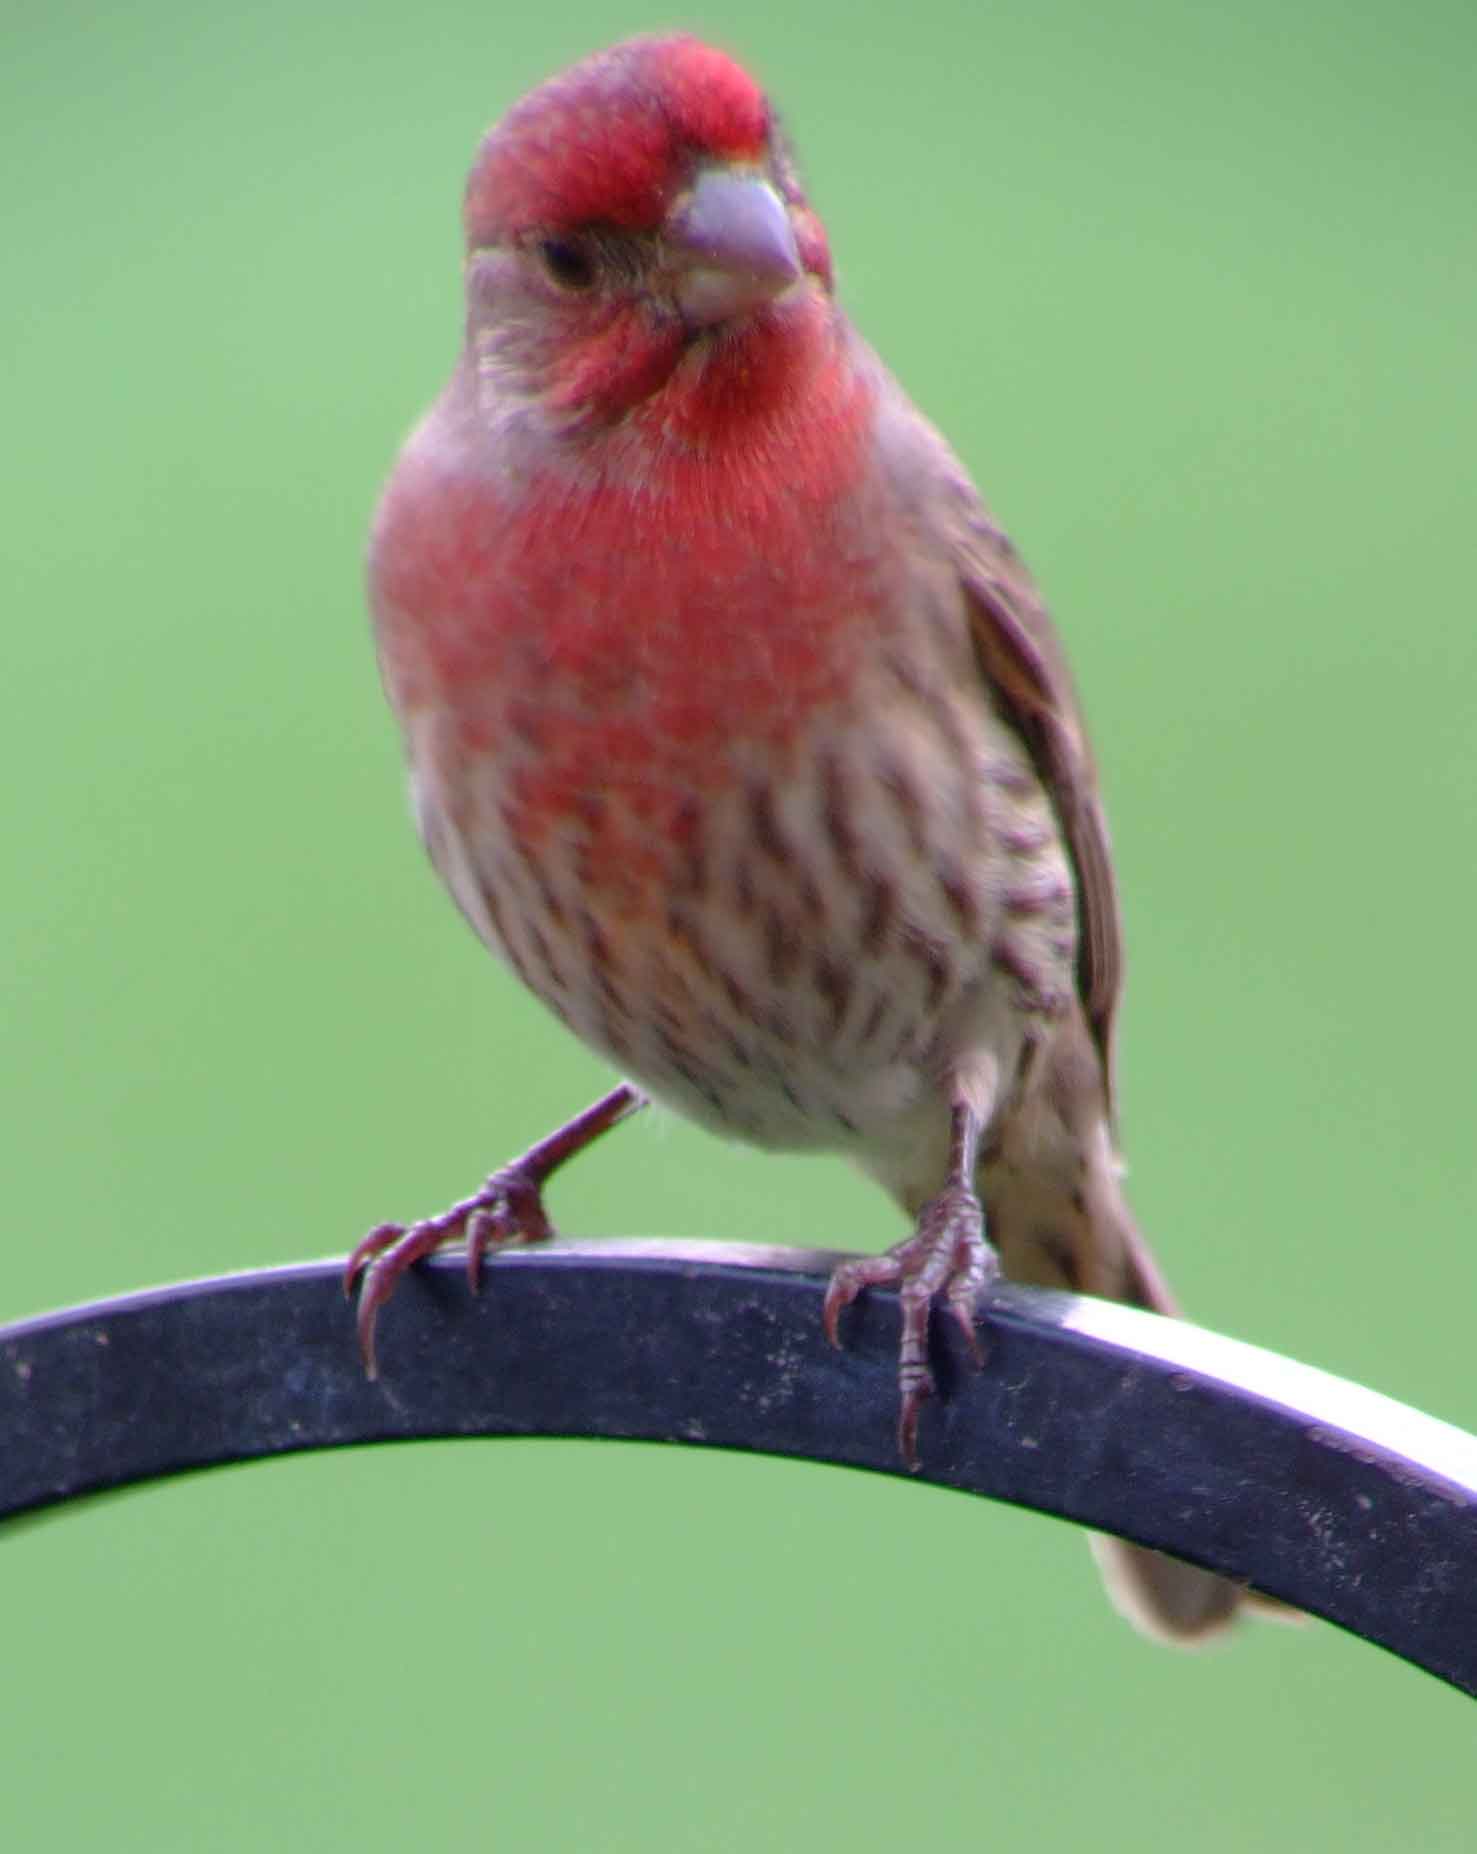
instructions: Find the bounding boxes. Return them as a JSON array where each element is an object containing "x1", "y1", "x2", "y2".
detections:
[{"x1": 3, "y1": 1239, "x2": 1474, "y2": 1694}]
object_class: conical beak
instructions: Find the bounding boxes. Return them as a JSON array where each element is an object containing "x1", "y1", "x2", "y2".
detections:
[{"x1": 665, "y1": 168, "x2": 802, "y2": 327}]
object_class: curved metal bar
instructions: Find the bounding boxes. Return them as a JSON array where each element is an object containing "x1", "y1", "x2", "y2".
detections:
[{"x1": 3, "y1": 1240, "x2": 1474, "y2": 1693}]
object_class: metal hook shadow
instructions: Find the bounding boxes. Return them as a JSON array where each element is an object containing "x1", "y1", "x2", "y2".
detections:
[{"x1": 3, "y1": 1238, "x2": 1474, "y2": 1694}]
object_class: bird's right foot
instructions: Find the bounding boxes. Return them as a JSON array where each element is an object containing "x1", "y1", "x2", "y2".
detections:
[
  {"x1": 343, "y1": 1082, "x2": 647, "y2": 1376},
  {"x1": 344, "y1": 1161, "x2": 555, "y2": 1377}
]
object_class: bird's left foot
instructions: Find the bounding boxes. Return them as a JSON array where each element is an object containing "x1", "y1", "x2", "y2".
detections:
[{"x1": 822, "y1": 1182, "x2": 998, "y2": 1469}]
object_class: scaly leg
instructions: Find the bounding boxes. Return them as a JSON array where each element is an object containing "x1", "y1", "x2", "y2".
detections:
[
  {"x1": 822, "y1": 1097, "x2": 997, "y2": 1469},
  {"x1": 345, "y1": 1082, "x2": 647, "y2": 1375}
]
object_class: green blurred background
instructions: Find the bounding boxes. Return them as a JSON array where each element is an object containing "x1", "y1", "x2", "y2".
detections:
[{"x1": 5, "y1": 0, "x2": 1475, "y2": 1844}]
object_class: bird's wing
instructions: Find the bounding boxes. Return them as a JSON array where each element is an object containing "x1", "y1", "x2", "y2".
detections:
[
  {"x1": 949, "y1": 486, "x2": 1124, "y2": 1102},
  {"x1": 864, "y1": 352, "x2": 1125, "y2": 1109}
]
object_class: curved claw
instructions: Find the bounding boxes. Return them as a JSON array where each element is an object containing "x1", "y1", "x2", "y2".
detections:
[
  {"x1": 822, "y1": 1254, "x2": 901, "y2": 1348},
  {"x1": 464, "y1": 1211, "x2": 494, "y2": 1296},
  {"x1": 357, "y1": 1266, "x2": 390, "y2": 1379},
  {"x1": 464, "y1": 1164, "x2": 552, "y2": 1295},
  {"x1": 897, "y1": 1379, "x2": 930, "y2": 1474},
  {"x1": 343, "y1": 1222, "x2": 404, "y2": 1298},
  {"x1": 948, "y1": 1278, "x2": 988, "y2": 1369},
  {"x1": 353, "y1": 1219, "x2": 455, "y2": 1376}
]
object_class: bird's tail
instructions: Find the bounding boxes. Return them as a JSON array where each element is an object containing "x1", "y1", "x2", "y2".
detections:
[{"x1": 987, "y1": 1100, "x2": 1298, "y2": 1645}]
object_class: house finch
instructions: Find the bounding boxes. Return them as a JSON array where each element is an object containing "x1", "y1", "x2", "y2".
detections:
[{"x1": 349, "y1": 34, "x2": 1256, "y2": 1641}]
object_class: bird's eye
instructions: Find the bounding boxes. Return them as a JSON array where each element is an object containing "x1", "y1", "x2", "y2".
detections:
[{"x1": 537, "y1": 239, "x2": 597, "y2": 290}]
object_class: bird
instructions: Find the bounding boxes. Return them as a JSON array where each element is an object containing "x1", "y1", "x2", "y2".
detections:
[{"x1": 347, "y1": 33, "x2": 1260, "y2": 1642}]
